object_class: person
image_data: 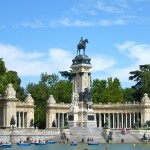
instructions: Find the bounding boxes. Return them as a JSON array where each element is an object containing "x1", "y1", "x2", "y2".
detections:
[{"x1": 79, "y1": 37, "x2": 84, "y2": 45}]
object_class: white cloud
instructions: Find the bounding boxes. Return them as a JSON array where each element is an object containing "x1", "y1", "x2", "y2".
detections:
[
  {"x1": 1, "y1": 41, "x2": 149, "y2": 88},
  {"x1": 96, "y1": 1, "x2": 123, "y2": 13},
  {"x1": 92, "y1": 55, "x2": 116, "y2": 71},
  {"x1": 0, "y1": 43, "x2": 74, "y2": 77},
  {"x1": 48, "y1": 48, "x2": 73, "y2": 71},
  {"x1": 116, "y1": 41, "x2": 150, "y2": 64},
  {"x1": 20, "y1": 20, "x2": 47, "y2": 29}
]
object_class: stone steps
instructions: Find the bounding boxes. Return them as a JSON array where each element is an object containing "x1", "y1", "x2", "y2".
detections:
[{"x1": 69, "y1": 127, "x2": 106, "y2": 143}]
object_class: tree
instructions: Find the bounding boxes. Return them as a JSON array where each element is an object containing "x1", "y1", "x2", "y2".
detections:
[
  {"x1": 0, "y1": 59, "x2": 24, "y2": 99},
  {"x1": 26, "y1": 73, "x2": 72, "y2": 128},
  {"x1": 129, "y1": 64, "x2": 150, "y2": 100},
  {"x1": 0, "y1": 58, "x2": 7, "y2": 76},
  {"x1": 92, "y1": 78, "x2": 124, "y2": 103},
  {"x1": 59, "y1": 70, "x2": 73, "y2": 82},
  {"x1": 92, "y1": 79, "x2": 107, "y2": 103},
  {"x1": 106, "y1": 78, "x2": 124, "y2": 103},
  {"x1": 52, "y1": 80, "x2": 72, "y2": 103},
  {"x1": 123, "y1": 88, "x2": 135, "y2": 102}
]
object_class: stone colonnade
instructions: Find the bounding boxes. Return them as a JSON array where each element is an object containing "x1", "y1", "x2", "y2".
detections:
[
  {"x1": 46, "y1": 94, "x2": 150, "y2": 129},
  {"x1": 96, "y1": 112, "x2": 140, "y2": 128}
]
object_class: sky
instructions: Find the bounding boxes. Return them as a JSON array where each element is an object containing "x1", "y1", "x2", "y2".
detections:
[{"x1": 0, "y1": 0, "x2": 150, "y2": 88}]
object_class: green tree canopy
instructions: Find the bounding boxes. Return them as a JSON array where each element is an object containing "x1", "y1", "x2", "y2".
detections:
[
  {"x1": 26, "y1": 72, "x2": 72, "y2": 128},
  {"x1": 59, "y1": 70, "x2": 73, "y2": 82},
  {"x1": 92, "y1": 78, "x2": 124, "y2": 103},
  {"x1": 129, "y1": 64, "x2": 150, "y2": 100},
  {"x1": 0, "y1": 59, "x2": 24, "y2": 99}
]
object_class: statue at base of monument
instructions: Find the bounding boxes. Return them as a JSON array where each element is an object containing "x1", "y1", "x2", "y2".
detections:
[
  {"x1": 79, "y1": 88, "x2": 92, "y2": 103},
  {"x1": 70, "y1": 93, "x2": 79, "y2": 110}
]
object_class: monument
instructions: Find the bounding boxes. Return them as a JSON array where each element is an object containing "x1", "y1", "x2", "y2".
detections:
[{"x1": 68, "y1": 37, "x2": 96, "y2": 127}]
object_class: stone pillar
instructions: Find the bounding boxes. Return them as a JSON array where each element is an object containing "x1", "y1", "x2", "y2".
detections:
[
  {"x1": 61, "y1": 113, "x2": 64, "y2": 128},
  {"x1": 117, "y1": 113, "x2": 119, "y2": 128},
  {"x1": 99, "y1": 113, "x2": 101, "y2": 127},
  {"x1": 113, "y1": 113, "x2": 115, "y2": 128},
  {"x1": 58, "y1": 113, "x2": 60, "y2": 129},
  {"x1": 104, "y1": 113, "x2": 106, "y2": 124},
  {"x1": 121, "y1": 113, "x2": 123, "y2": 128},
  {"x1": 22, "y1": 112, "x2": 24, "y2": 128},
  {"x1": 108, "y1": 113, "x2": 110, "y2": 128},
  {"x1": 130, "y1": 113, "x2": 131, "y2": 128},
  {"x1": 126, "y1": 113, "x2": 127, "y2": 128},
  {"x1": 3, "y1": 108, "x2": 5, "y2": 127},
  {"x1": 133, "y1": 113, "x2": 135, "y2": 124},
  {"x1": 19, "y1": 112, "x2": 21, "y2": 128}
]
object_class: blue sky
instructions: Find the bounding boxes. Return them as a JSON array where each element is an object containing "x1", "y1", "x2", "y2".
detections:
[{"x1": 0, "y1": 0, "x2": 150, "y2": 88}]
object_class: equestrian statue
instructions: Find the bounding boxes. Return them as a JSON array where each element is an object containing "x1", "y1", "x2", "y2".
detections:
[{"x1": 77, "y1": 37, "x2": 88, "y2": 55}]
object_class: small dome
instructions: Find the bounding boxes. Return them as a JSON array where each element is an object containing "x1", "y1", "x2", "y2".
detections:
[{"x1": 72, "y1": 54, "x2": 91, "y2": 65}]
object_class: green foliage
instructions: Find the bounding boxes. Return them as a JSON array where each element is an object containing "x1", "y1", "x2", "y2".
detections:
[
  {"x1": 92, "y1": 78, "x2": 124, "y2": 103},
  {"x1": 26, "y1": 73, "x2": 72, "y2": 129},
  {"x1": 129, "y1": 64, "x2": 150, "y2": 100},
  {"x1": 0, "y1": 59, "x2": 24, "y2": 99},
  {"x1": 52, "y1": 80, "x2": 72, "y2": 103},
  {"x1": 59, "y1": 70, "x2": 73, "y2": 82},
  {"x1": 123, "y1": 88, "x2": 135, "y2": 102},
  {"x1": 0, "y1": 58, "x2": 7, "y2": 76}
]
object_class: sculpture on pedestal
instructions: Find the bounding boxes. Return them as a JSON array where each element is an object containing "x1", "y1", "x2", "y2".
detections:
[{"x1": 77, "y1": 37, "x2": 88, "y2": 55}]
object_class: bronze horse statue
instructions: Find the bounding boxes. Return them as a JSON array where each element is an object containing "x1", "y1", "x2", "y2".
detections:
[{"x1": 77, "y1": 39, "x2": 88, "y2": 55}]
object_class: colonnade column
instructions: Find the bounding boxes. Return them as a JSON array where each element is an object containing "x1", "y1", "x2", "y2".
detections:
[
  {"x1": 126, "y1": 113, "x2": 127, "y2": 128},
  {"x1": 19, "y1": 112, "x2": 21, "y2": 128},
  {"x1": 99, "y1": 113, "x2": 101, "y2": 127},
  {"x1": 117, "y1": 113, "x2": 119, "y2": 128},
  {"x1": 129, "y1": 113, "x2": 131, "y2": 128},
  {"x1": 22, "y1": 112, "x2": 24, "y2": 128},
  {"x1": 3, "y1": 108, "x2": 5, "y2": 127},
  {"x1": 108, "y1": 113, "x2": 110, "y2": 128},
  {"x1": 62, "y1": 113, "x2": 64, "y2": 128},
  {"x1": 58, "y1": 113, "x2": 60, "y2": 128},
  {"x1": 133, "y1": 113, "x2": 135, "y2": 124},
  {"x1": 121, "y1": 113, "x2": 123, "y2": 128},
  {"x1": 104, "y1": 113, "x2": 106, "y2": 124},
  {"x1": 113, "y1": 113, "x2": 115, "y2": 128}
]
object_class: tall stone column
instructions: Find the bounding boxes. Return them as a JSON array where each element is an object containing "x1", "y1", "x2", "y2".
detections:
[
  {"x1": 133, "y1": 113, "x2": 135, "y2": 124},
  {"x1": 117, "y1": 113, "x2": 119, "y2": 128},
  {"x1": 113, "y1": 113, "x2": 115, "y2": 128},
  {"x1": 130, "y1": 113, "x2": 131, "y2": 128},
  {"x1": 99, "y1": 113, "x2": 101, "y2": 127},
  {"x1": 3, "y1": 108, "x2": 5, "y2": 127},
  {"x1": 18, "y1": 112, "x2": 21, "y2": 128},
  {"x1": 22, "y1": 112, "x2": 24, "y2": 127},
  {"x1": 126, "y1": 113, "x2": 127, "y2": 128},
  {"x1": 121, "y1": 113, "x2": 123, "y2": 128},
  {"x1": 104, "y1": 113, "x2": 106, "y2": 125},
  {"x1": 108, "y1": 113, "x2": 110, "y2": 128},
  {"x1": 62, "y1": 113, "x2": 64, "y2": 128},
  {"x1": 58, "y1": 113, "x2": 60, "y2": 128}
]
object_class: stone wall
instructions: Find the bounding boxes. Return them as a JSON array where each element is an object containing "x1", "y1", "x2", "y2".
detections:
[{"x1": 0, "y1": 128, "x2": 61, "y2": 143}]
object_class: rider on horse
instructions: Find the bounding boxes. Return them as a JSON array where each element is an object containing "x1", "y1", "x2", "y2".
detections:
[
  {"x1": 79, "y1": 37, "x2": 84, "y2": 46},
  {"x1": 77, "y1": 37, "x2": 88, "y2": 55}
]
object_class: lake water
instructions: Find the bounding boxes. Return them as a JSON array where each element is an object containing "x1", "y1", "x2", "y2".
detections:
[{"x1": 6, "y1": 143, "x2": 150, "y2": 150}]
